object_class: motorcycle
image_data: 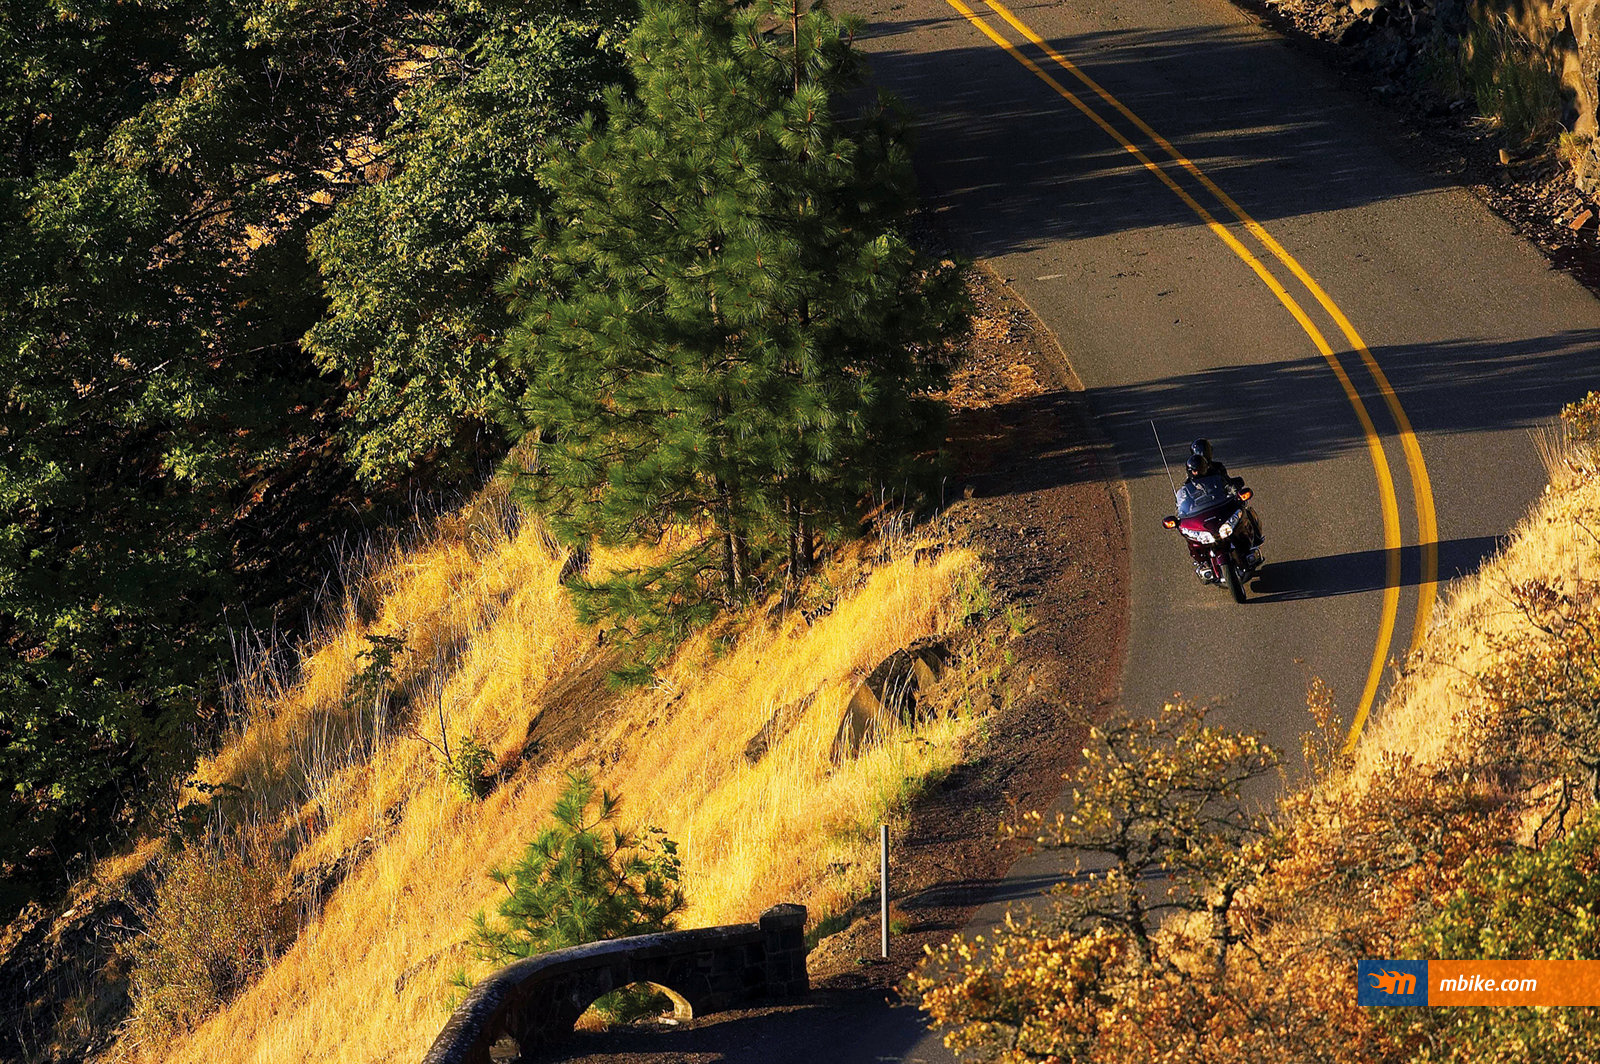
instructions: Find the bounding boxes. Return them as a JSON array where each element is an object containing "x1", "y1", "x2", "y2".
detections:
[{"x1": 1162, "y1": 473, "x2": 1263, "y2": 603}]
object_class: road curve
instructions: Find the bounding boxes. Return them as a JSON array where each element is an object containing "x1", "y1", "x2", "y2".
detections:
[
  {"x1": 826, "y1": 0, "x2": 1600, "y2": 1057},
  {"x1": 849, "y1": 0, "x2": 1600, "y2": 761}
]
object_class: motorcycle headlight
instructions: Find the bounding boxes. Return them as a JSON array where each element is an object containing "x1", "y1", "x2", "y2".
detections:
[
  {"x1": 1218, "y1": 509, "x2": 1244, "y2": 539},
  {"x1": 1182, "y1": 528, "x2": 1215, "y2": 544}
]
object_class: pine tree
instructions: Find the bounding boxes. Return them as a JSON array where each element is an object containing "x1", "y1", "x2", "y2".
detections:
[
  {"x1": 469, "y1": 770, "x2": 684, "y2": 961},
  {"x1": 499, "y1": 0, "x2": 966, "y2": 656}
]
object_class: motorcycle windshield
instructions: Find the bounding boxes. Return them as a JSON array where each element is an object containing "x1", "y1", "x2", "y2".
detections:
[{"x1": 1175, "y1": 474, "x2": 1235, "y2": 518}]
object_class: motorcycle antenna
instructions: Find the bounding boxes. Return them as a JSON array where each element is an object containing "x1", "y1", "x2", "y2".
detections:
[{"x1": 1151, "y1": 421, "x2": 1178, "y2": 496}]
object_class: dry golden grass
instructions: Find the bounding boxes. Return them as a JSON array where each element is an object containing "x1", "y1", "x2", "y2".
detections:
[
  {"x1": 120, "y1": 489, "x2": 986, "y2": 1064},
  {"x1": 1349, "y1": 432, "x2": 1600, "y2": 790}
]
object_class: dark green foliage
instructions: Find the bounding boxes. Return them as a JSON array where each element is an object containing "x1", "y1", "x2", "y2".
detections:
[
  {"x1": 1390, "y1": 812, "x2": 1600, "y2": 1062},
  {"x1": 468, "y1": 770, "x2": 684, "y2": 963},
  {"x1": 500, "y1": 0, "x2": 967, "y2": 658},
  {"x1": 0, "y1": 0, "x2": 411, "y2": 910},
  {"x1": 0, "y1": 0, "x2": 636, "y2": 912},
  {"x1": 306, "y1": 0, "x2": 637, "y2": 482}
]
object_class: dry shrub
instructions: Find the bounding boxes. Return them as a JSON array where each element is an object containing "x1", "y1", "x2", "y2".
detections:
[
  {"x1": 916, "y1": 690, "x2": 1517, "y2": 1064},
  {"x1": 1437, "y1": 13, "x2": 1565, "y2": 145},
  {"x1": 122, "y1": 840, "x2": 294, "y2": 1048}
]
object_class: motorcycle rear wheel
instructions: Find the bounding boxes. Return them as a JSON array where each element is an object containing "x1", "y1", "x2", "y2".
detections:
[{"x1": 1223, "y1": 560, "x2": 1247, "y2": 603}]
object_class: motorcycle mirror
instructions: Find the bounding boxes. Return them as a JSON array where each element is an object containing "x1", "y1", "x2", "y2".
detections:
[
  {"x1": 1162, "y1": 516, "x2": 1177, "y2": 528},
  {"x1": 1238, "y1": 488, "x2": 1252, "y2": 501}
]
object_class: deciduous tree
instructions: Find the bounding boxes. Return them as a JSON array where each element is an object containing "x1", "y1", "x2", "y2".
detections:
[
  {"x1": 305, "y1": 0, "x2": 637, "y2": 482},
  {"x1": 0, "y1": 0, "x2": 409, "y2": 909}
]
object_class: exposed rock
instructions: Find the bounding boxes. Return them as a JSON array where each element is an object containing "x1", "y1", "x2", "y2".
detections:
[
  {"x1": 829, "y1": 639, "x2": 952, "y2": 762},
  {"x1": 743, "y1": 691, "x2": 819, "y2": 765}
]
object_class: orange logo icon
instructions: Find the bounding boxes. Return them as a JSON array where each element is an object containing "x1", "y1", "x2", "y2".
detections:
[{"x1": 1370, "y1": 970, "x2": 1416, "y2": 996}]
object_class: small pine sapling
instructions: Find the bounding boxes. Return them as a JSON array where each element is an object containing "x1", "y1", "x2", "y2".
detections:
[{"x1": 460, "y1": 770, "x2": 685, "y2": 1019}]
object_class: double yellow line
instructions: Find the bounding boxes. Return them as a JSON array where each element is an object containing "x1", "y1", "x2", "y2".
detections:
[{"x1": 944, "y1": 0, "x2": 1438, "y2": 746}]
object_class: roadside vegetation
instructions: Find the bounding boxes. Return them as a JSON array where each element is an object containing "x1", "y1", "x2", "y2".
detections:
[
  {"x1": 2, "y1": 0, "x2": 992, "y2": 1059},
  {"x1": 112, "y1": 491, "x2": 989, "y2": 1064},
  {"x1": 1427, "y1": 9, "x2": 1566, "y2": 147},
  {"x1": 914, "y1": 394, "x2": 1600, "y2": 1062},
  {"x1": 0, "y1": 0, "x2": 639, "y2": 921},
  {"x1": 1265, "y1": 0, "x2": 1584, "y2": 163}
]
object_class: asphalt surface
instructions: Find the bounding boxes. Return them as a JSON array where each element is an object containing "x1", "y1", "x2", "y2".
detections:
[
  {"x1": 852, "y1": 0, "x2": 1600, "y2": 757},
  {"x1": 828, "y1": 0, "x2": 1600, "y2": 1058}
]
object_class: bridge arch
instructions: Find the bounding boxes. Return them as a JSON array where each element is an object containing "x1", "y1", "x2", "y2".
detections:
[
  {"x1": 575, "y1": 980, "x2": 695, "y2": 1026},
  {"x1": 422, "y1": 904, "x2": 808, "y2": 1064}
]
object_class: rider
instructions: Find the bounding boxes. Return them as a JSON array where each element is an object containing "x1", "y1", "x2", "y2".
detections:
[
  {"x1": 1185, "y1": 439, "x2": 1264, "y2": 554},
  {"x1": 1189, "y1": 438, "x2": 1231, "y2": 480}
]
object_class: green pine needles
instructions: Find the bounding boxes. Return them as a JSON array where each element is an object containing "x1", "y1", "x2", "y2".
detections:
[
  {"x1": 467, "y1": 769, "x2": 684, "y2": 963},
  {"x1": 499, "y1": 0, "x2": 969, "y2": 665}
]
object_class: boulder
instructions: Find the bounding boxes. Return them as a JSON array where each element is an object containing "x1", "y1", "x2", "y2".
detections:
[{"x1": 829, "y1": 640, "x2": 952, "y2": 762}]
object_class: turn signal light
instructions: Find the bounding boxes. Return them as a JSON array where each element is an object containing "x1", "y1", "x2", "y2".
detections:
[
  {"x1": 1162, "y1": 516, "x2": 1178, "y2": 529},
  {"x1": 1238, "y1": 488, "x2": 1253, "y2": 501}
]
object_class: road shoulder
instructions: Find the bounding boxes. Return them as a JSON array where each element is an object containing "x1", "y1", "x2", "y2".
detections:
[{"x1": 547, "y1": 264, "x2": 1132, "y2": 1062}]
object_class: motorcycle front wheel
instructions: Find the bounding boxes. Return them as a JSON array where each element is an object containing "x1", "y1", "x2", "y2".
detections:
[{"x1": 1223, "y1": 560, "x2": 1246, "y2": 603}]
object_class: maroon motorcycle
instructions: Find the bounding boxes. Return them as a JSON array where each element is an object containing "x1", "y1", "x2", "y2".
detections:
[{"x1": 1162, "y1": 473, "x2": 1263, "y2": 603}]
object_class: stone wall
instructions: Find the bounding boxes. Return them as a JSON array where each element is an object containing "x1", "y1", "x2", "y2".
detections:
[{"x1": 421, "y1": 904, "x2": 808, "y2": 1064}]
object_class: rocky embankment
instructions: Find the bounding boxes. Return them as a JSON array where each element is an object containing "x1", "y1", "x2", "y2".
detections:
[{"x1": 1246, "y1": 0, "x2": 1600, "y2": 282}]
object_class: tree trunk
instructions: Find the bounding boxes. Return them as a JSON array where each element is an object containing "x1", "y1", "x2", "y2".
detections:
[
  {"x1": 785, "y1": 495, "x2": 801, "y2": 585},
  {"x1": 732, "y1": 523, "x2": 750, "y2": 595},
  {"x1": 791, "y1": 2, "x2": 802, "y2": 94},
  {"x1": 1209, "y1": 883, "x2": 1237, "y2": 983},
  {"x1": 718, "y1": 480, "x2": 740, "y2": 599}
]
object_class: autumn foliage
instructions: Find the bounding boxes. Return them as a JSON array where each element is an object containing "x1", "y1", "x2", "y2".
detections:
[
  {"x1": 914, "y1": 396, "x2": 1600, "y2": 1063},
  {"x1": 914, "y1": 699, "x2": 1522, "y2": 1064}
]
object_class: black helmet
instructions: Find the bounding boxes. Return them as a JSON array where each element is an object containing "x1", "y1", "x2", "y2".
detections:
[
  {"x1": 1186, "y1": 454, "x2": 1208, "y2": 477},
  {"x1": 1190, "y1": 438, "x2": 1213, "y2": 463}
]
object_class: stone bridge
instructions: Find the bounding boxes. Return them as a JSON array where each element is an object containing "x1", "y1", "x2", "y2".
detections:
[{"x1": 421, "y1": 904, "x2": 808, "y2": 1063}]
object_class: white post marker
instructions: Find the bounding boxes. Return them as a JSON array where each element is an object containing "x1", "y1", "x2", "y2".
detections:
[{"x1": 880, "y1": 823, "x2": 889, "y2": 960}]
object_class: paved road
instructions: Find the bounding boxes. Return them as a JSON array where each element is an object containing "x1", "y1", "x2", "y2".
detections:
[
  {"x1": 851, "y1": 0, "x2": 1600, "y2": 757},
  {"x1": 560, "y1": 3, "x2": 1600, "y2": 1061},
  {"x1": 823, "y1": 0, "x2": 1600, "y2": 1058}
]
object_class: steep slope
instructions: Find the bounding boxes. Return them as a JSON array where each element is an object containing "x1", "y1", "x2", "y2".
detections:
[{"x1": 114, "y1": 498, "x2": 985, "y2": 1063}]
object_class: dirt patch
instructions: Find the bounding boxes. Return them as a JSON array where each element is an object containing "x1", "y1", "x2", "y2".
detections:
[
  {"x1": 511, "y1": 647, "x2": 628, "y2": 774},
  {"x1": 545, "y1": 264, "x2": 1132, "y2": 1061}
]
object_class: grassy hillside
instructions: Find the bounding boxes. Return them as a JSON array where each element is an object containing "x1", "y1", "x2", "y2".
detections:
[
  {"x1": 1352, "y1": 422, "x2": 1598, "y2": 811},
  {"x1": 106, "y1": 486, "x2": 990, "y2": 1063}
]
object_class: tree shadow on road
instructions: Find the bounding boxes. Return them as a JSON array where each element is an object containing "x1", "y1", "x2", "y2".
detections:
[
  {"x1": 1247, "y1": 534, "x2": 1505, "y2": 602},
  {"x1": 860, "y1": 14, "x2": 1439, "y2": 254},
  {"x1": 950, "y1": 330, "x2": 1600, "y2": 495},
  {"x1": 1090, "y1": 332, "x2": 1600, "y2": 482}
]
